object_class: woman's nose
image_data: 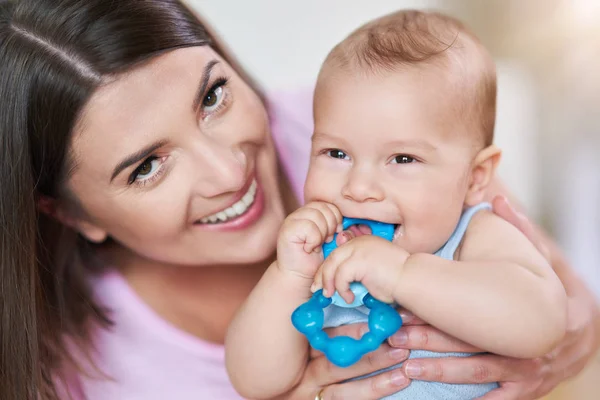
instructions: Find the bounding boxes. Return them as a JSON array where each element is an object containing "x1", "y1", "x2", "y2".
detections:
[{"x1": 192, "y1": 141, "x2": 247, "y2": 198}]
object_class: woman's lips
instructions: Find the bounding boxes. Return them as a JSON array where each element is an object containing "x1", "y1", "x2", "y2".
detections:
[{"x1": 193, "y1": 179, "x2": 265, "y2": 232}]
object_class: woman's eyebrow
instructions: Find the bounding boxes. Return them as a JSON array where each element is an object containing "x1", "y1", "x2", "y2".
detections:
[
  {"x1": 192, "y1": 59, "x2": 220, "y2": 112},
  {"x1": 111, "y1": 139, "x2": 167, "y2": 182}
]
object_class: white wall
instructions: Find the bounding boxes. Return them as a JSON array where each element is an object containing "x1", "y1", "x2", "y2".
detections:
[
  {"x1": 188, "y1": 1, "x2": 540, "y2": 214},
  {"x1": 190, "y1": 0, "x2": 442, "y2": 91}
]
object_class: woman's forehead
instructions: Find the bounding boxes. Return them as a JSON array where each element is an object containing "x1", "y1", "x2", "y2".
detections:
[
  {"x1": 70, "y1": 46, "x2": 222, "y2": 181},
  {"x1": 79, "y1": 46, "x2": 219, "y2": 121}
]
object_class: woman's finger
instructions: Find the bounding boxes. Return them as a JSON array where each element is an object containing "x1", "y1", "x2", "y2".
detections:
[
  {"x1": 388, "y1": 325, "x2": 482, "y2": 353},
  {"x1": 308, "y1": 343, "x2": 409, "y2": 387},
  {"x1": 310, "y1": 323, "x2": 369, "y2": 358},
  {"x1": 400, "y1": 353, "x2": 546, "y2": 384},
  {"x1": 475, "y1": 381, "x2": 539, "y2": 400},
  {"x1": 396, "y1": 308, "x2": 428, "y2": 326},
  {"x1": 317, "y1": 366, "x2": 410, "y2": 400}
]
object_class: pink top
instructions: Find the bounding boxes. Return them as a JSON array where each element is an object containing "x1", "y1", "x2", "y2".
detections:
[{"x1": 70, "y1": 90, "x2": 314, "y2": 399}]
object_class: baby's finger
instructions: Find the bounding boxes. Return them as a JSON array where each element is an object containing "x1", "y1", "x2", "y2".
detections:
[
  {"x1": 334, "y1": 260, "x2": 359, "y2": 305},
  {"x1": 335, "y1": 229, "x2": 356, "y2": 246},
  {"x1": 295, "y1": 207, "x2": 330, "y2": 240},
  {"x1": 285, "y1": 218, "x2": 325, "y2": 254},
  {"x1": 321, "y1": 202, "x2": 344, "y2": 233},
  {"x1": 320, "y1": 249, "x2": 349, "y2": 298},
  {"x1": 311, "y1": 266, "x2": 324, "y2": 293},
  {"x1": 305, "y1": 202, "x2": 341, "y2": 240}
]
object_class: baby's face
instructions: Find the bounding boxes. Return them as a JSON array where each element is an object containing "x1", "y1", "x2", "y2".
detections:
[{"x1": 305, "y1": 66, "x2": 480, "y2": 254}]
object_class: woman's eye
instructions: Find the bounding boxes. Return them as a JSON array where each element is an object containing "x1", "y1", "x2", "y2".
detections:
[
  {"x1": 327, "y1": 150, "x2": 349, "y2": 160},
  {"x1": 202, "y1": 82, "x2": 225, "y2": 111},
  {"x1": 392, "y1": 155, "x2": 416, "y2": 164},
  {"x1": 130, "y1": 156, "x2": 161, "y2": 183}
]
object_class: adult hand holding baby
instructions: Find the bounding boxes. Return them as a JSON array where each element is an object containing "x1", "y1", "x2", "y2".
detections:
[
  {"x1": 278, "y1": 321, "x2": 411, "y2": 400},
  {"x1": 385, "y1": 196, "x2": 600, "y2": 400}
]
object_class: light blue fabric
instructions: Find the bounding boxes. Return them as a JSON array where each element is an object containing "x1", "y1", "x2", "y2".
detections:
[{"x1": 323, "y1": 202, "x2": 498, "y2": 399}]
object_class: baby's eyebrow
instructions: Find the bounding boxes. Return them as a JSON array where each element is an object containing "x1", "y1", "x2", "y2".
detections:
[
  {"x1": 311, "y1": 132, "x2": 345, "y2": 144},
  {"x1": 384, "y1": 139, "x2": 437, "y2": 151}
]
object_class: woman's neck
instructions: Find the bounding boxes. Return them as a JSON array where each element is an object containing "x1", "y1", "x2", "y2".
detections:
[{"x1": 111, "y1": 246, "x2": 274, "y2": 344}]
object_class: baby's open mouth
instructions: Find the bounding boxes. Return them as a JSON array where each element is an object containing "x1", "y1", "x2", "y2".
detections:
[
  {"x1": 342, "y1": 223, "x2": 402, "y2": 241},
  {"x1": 393, "y1": 224, "x2": 403, "y2": 240}
]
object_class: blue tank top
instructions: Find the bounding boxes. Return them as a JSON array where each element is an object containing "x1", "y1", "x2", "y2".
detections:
[{"x1": 323, "y1": 202, "x2": 498, "y2": 399}]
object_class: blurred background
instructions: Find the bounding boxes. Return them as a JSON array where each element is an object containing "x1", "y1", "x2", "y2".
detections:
[{"x1": 189, "y1": 1, "x2": 599, "y2": 397}]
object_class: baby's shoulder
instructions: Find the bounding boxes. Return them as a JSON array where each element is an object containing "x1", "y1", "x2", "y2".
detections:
[{"x1": 457, "y1": 209, "x2": 527, "y2": 261}]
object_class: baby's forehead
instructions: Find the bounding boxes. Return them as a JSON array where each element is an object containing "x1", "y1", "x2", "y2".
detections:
[{"x1": 314, "y1": 63, "x2": 484, "y2": 151}]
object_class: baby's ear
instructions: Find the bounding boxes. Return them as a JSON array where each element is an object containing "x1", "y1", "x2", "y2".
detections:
[{"x1": 465, "y1": 145, "x2": 502, "y2": 206}]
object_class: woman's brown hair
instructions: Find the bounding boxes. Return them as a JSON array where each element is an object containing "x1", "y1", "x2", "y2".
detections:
[{"x1": 0, "y1": 1, "x2": 261, "y2": 398}]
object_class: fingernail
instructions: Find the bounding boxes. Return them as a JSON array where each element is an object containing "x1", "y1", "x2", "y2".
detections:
[
  {"x1": 390, "y1": 330, "x2": 408, "y2": 345},
  {"x1": 405, "y1": 362, "x2": 423, "y2": 378},
  {"x1": 399, "y1": 310, "x2": 414, "y2": 323},
  {"x1": 391, "y1": 370, "x2": 408, "y2": 386},
  {"x1": 388, "y1": 348, "x2": 408, "y2": 360},
  {"x1": 322, "y1": 288, "x2": 330, "y2": 297},
  {"x1": 326, "y1": 235, "x2": 334, "y2": 243}
]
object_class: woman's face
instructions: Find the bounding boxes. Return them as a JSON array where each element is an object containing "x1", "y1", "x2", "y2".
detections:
[{"x1": 67, "y1": 46, "x2": 285, "y2": 265}]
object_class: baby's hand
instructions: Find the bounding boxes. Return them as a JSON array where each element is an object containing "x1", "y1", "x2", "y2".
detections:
[
  {"x1": 312, "y1": 235, "x2": 410, "y2": 304},
  {"x1": 277, "y1": 202, "x2": 343, "y2": 280}
]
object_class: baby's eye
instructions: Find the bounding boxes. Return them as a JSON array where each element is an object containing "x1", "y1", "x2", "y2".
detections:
[
  {"x1": 391, "y1": 155, "x2": 416, "y2": 164},
  {"x1": 327, "y1": 150, "x2": 350, "y2": 160}
]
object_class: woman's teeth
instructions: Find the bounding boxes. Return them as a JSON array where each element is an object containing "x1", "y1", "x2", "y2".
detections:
[{"x1": 199, "y1": 180, "x2": 257, "y2": 224}]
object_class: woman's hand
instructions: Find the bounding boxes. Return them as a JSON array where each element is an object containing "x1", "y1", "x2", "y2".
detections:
[
  {"x1": 385, "y1": 195, "x2": 600, "y2": 399},
  {"x1": 278, "y1": 323, "x2": 411, "y2": 400}
]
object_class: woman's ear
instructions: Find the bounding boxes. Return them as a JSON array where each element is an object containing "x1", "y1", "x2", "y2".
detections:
[
  {"x1": 37, "y1": 195, "x2": 108, "y2": 243},
  {"x1": 465, "y1": 145, "x2": 502, "y2": 206}
]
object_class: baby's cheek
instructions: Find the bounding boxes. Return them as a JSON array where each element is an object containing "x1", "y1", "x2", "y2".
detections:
[{"x1": 304, "y1": 168, "x2": 334, "y2": 203}]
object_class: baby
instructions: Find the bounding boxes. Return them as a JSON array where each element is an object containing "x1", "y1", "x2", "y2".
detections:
[{"x1": 226, "y1": 10, "x2": 567, "y2": 400}]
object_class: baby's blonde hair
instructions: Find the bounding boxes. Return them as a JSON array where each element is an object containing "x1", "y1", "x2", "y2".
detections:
[{"x1": 323, "y1": 10, "x2": 497, "y2": 147}]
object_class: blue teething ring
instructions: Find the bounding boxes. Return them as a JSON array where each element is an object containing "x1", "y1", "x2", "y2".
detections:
[{"x1": 291, "y1": 217, "x2": 403, "y2": 367}]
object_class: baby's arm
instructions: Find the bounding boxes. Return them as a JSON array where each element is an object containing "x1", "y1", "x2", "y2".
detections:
[
  {"x1": 225, "y1": 202, "x2": 342, "y2": 399},
  {"x1": 395, "y1": 210, "x2": 568, "y2": 358},
  {"x1": 226, "y1": 263, "x2": 313, "y2": 399}
]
